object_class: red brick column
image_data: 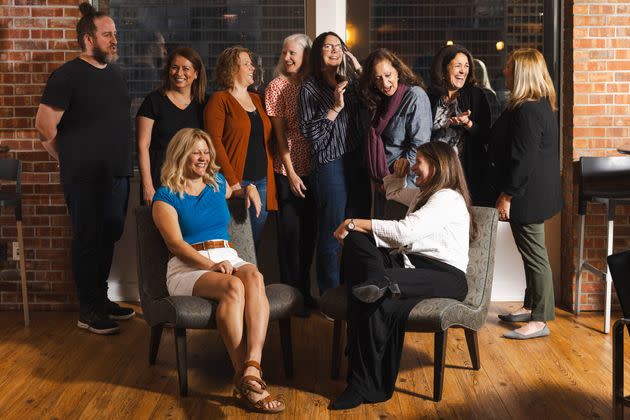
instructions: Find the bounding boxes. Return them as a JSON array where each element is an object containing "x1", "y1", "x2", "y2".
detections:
[
  {"x1": 0, "y1": 0, "x2": 82, "y2": 311},
  {"x1": 563, "y1": 0, "x2": 630, "y2": 310}
]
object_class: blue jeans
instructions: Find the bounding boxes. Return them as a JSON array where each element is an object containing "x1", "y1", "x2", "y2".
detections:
[
  {"x1": 310, "y1": 152, "x2": 370, "y2": 293},
  {"x1": 241, "y1": 178, "x2": 268, "y2": 249}
]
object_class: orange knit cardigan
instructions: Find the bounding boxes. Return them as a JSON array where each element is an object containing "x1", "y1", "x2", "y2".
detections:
[{"x1": 204, "y1": 90, "x2": 277, "y2": 211}]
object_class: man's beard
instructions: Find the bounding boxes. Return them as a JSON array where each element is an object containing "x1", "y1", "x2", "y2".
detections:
[{"x1": 93, "y1": 44, "x2": 118, "y2": 65}]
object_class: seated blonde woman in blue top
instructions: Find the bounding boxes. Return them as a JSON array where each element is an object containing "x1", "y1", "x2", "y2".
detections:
[{"x1": 152, "y1": 128, "x2": 284, "y2": 413}]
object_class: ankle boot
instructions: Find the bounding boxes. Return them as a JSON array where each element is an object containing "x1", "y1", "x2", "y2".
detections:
[{"x1": 351, "y1": 275, "x2": 401, "y2": 303}]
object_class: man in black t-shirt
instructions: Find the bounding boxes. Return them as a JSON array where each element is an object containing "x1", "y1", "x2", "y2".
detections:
[{"x1": 35, "y1": 3, "x2": 135, "y2": 335}]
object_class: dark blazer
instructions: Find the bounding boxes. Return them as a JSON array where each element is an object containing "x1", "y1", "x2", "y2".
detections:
[
  {"x1": 485, "y1": 99, "x2": 562, "y2": 224},
  {"x1": 429, "y1": 86, "x2": 491, "y2": 205}
]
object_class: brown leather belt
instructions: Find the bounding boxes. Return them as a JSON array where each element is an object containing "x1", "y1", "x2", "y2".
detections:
[{"x1": 169, "y1": 240, "x2": 235, "y2": 260}]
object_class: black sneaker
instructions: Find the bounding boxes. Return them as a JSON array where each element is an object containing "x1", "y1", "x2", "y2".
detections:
[
  {"x1": 77, "y1": 311, "x2": 120, "y2": 335},
  {"x1": 104, "y1": 300, "x2": 135, "y2": 320}
]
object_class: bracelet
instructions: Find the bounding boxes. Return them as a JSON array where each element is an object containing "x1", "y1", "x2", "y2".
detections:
[{"x1": 330, "y1": 108, "x2": 341, "y2": 114}]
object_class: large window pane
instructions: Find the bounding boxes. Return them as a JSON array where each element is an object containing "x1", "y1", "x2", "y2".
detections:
[{"x1": 348, "y1": 0, "x2": 555, "y2": 113}]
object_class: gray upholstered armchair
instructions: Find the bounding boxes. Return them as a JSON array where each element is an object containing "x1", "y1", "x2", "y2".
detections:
[
  {"x1": 135, "y1": 198, "x2": 303, "y2": 396},
  {"x1": 319, "y1": 205, "x2": 498, "y2": 402}
]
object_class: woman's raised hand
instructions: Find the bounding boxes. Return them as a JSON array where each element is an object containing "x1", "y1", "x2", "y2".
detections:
[
  {"x1": 333, "y1": 80, "x2": 348, "y2": 112},
  {"x1": 448, "y1": 109, "x2": 473, "y2": 128},
  {"x1": 392, "y1": 158, "x2": 409, "y2": 178},
  {"x1": 344, "y1": 50, "x2": 362, "y2": 74}
]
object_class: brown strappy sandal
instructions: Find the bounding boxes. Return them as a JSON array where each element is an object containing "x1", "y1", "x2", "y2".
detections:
[{"x1": 233, "y1": 360, "x2": 285, "y2": 414}]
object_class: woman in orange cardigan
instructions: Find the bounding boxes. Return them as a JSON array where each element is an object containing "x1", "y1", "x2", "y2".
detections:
[{"x1": 205, "y1": 46, "x2": 277, "y2": 247}]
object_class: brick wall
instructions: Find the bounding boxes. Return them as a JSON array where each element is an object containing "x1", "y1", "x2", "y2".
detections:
[
  {"x1": 562, "y1": 0, "x2": 630, "y2": 310},
  {"x1": 1, "y1": 0, "x2": 629, "y2": 312},
  {"x1": 0, "y1": 0, "x2": 81, "y2": 311}
]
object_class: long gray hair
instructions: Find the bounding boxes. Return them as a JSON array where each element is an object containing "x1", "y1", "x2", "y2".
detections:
[{"x1": 273, "y1": 33, "x2": 312, "y2": 79}]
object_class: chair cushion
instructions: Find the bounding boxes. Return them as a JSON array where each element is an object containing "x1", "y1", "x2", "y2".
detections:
[
  {"x1": 319, "y1": 286, "x2": 348, "y2": 320},
  {"x1": 319, "y1": 286, "x2": 485, "y2": 332},
  {"x1": 267, "y1": 283, "x2": 304, "y2": 321},
  {"x1": 144, "y1": 284, "x2": 303, "y2": 329},
  {"x1": 405, "y1": 298, "x2": 484, "y2": 332}
]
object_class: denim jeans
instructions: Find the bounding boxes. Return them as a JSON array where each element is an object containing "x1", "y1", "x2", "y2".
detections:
[
  {"x1": 241, "y1": 177, "x2": 268, "y2": 249},
  {"x1": 310, "y1": 151, "x2": 370, "y2": 293}
]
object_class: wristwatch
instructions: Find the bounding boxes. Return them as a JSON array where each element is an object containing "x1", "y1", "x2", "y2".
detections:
[{"x1": 347, "y1": 219, "x2": 356, "y2": 231}]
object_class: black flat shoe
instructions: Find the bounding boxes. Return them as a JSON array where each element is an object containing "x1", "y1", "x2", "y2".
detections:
[
  {"x1": 351, "y1": 276, "x2": 401, "y2": 304},
  {"x1": 498, "y1": 312, "x2": 531, "y2": 322},
  {"x1": 329, "y1": 386, "x2": 364, "y2": 410}
]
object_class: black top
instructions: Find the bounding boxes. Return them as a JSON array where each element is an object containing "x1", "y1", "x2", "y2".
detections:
[
  {"x1": 485, "y1": 99, "x2": 562, "y2": 223},
  {"x1": 40, "y1": 58, "x2": 132, "y2": 182},
  {"x1": 137, "y1": 90, "x2": 206, "y2": 152},
  {"x1": 242, "y1": 110, "x2": 268, "y2": 181},
  {"x1": 429, "y1": 86, "x2": 491, "y2": 205}
]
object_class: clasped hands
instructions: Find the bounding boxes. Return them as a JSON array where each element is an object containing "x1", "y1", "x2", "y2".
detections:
[
  {"x1": 448, "y1": 109, "x2": 473, "y2": 129},
  {"x1": 211, "y1": 260, "x2": 236, "y2": 275}
]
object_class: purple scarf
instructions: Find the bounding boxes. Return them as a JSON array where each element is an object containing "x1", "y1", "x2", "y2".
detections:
[{"x1": 364, "y1": 83, "x2": 410, "y2": 180}]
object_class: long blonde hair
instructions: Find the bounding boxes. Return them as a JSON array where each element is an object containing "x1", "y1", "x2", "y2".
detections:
[
  {"x1": 507, "y1": 48, "x2": 557, "y2": 112},
  {"x1": 160, "y1": 128, "x2": 221, "y2": 196}
]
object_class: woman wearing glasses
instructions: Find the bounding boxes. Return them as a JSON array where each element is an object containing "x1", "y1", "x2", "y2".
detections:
[
  {"x1": 298, "y1": 32, "x2": 370, "y2": 295},
  {"x1": 428, "y1": 44, "x2": 491, "y2": 205}
]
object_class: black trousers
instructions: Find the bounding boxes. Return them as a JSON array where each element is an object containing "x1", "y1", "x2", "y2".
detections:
[
  {"x1": 341, "y1": 231, "x2": 468, "y2": 402},
  {"x1": 275, "y1": 173, "x2": 317, "y2": 300},
  {"x1": 63, "y1": 176, "x2": 129, "y2": 314}
]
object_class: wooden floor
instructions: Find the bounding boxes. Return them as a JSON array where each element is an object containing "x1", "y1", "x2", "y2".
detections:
[{"x1": 0, "y1": 302, "x2": 626, "y2": 419}]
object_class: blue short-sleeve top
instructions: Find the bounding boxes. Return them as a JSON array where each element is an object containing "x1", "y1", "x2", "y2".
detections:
[{"x1": 152, "y1": 173, "x2": 230, "y2": 245}]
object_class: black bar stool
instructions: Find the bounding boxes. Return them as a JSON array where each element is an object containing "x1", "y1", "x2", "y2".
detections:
[
  {"x1": 574, "y1": 156, "x2": 630, "y2": 333},
  {"x1": 608, "y1": 250, "x2": 630, "y2": 419},
  {"x1": 0, "y1": 158, "x2": 30, "y2": 326}
]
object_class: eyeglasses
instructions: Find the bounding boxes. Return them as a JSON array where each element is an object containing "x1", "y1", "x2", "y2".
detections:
[{"x1": 323, "y1": 43, "x2": 343, "y2": 52}]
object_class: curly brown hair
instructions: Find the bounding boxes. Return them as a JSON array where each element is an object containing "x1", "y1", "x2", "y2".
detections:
[
  {"x1": 429, "y1": 44, "x2": 477, "y2": 98},
  {"x1": 213, "y1": 45, "x2": 253, "y2": 89},
  {"x1": 358, "y1": 48, "x2": 426, "y2": 113}
]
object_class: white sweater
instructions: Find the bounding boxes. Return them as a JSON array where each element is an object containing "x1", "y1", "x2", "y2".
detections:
[{"x1": 371, "y1": 175, "x2": 470, "y2": 272}]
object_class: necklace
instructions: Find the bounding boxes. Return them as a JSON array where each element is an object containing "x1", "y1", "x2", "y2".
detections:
[{"x1": 167, "y1": 91, "x2": 192, "y2": 108}]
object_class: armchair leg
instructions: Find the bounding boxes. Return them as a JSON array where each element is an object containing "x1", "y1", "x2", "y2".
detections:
[
  {"x1": 279, "y1": 318, "x2": 294, "y2": 379},
  {"x1": 149, "y1": 325, "x2": 163, "y2": 365},
  {"x1": 331, "y1": 320, "x2": 345, "y2": 380},
  {"x1": 174, "y1": 328, "x2": 188, "y2": 397},
  {"x1": 434, "y1": 330, "x2": 448, "y2": 402},
  {"x1": 464, "y1": 329, "x2": 480, "y2": 370}
]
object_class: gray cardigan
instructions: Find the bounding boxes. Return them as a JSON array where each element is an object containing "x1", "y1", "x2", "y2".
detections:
[{"x1": 380, "y1": 85, "x2": 432, "y2": 186}]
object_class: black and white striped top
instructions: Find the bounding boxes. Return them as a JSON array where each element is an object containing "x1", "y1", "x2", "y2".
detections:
[{"x1": 298, "y1": 76, "x2": 361, "y2": 165}]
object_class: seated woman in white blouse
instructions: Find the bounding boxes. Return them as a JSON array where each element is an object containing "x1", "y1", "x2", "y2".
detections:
[{"x1": 329, "y1": 141, "x2": 474, "y2": 410}]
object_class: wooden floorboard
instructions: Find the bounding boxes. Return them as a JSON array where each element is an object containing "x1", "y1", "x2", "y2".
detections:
[{"x1": 0, "y1": 302, "x2": 626, "y2": 419}]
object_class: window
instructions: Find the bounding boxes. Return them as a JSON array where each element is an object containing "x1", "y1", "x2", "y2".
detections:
[{"x1": 348, "y1": 0, "x2": 559, "y2": 116}]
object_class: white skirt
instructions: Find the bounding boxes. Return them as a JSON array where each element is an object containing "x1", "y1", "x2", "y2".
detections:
[{"x1": 166, "y1": 246, "x2": 251, "y2": 296}]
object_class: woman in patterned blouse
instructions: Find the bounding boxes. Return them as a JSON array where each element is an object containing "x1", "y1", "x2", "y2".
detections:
[{"x1": 264, "y1": 34, "x2": 318, "y2": 312}]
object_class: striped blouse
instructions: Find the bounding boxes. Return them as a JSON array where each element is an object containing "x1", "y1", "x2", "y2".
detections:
[{"x1": 298, "y1": 76, "x2": 361, "y2": 165}]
